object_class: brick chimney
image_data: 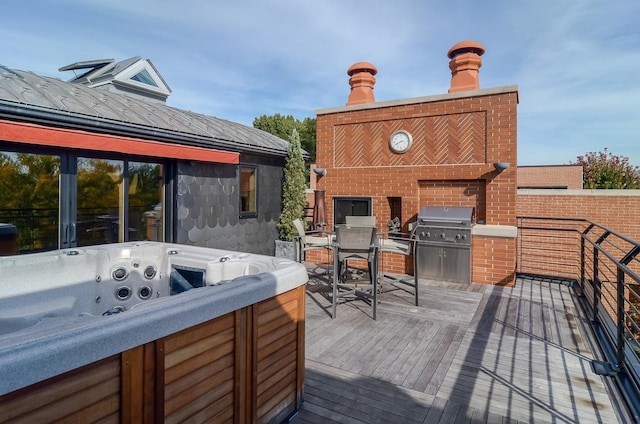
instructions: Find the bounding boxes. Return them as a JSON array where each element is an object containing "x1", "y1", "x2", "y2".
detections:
[
  {"x1": 447, "y1": 40, "x2": 485, "y2": 93},
  {"x1": 346, "y1": 62, "x2": 377, "y2": 105}
]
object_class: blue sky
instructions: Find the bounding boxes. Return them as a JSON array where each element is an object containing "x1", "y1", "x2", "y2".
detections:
[{"x1": 1, "y1": 0, "x2": 638, "y2": 166}]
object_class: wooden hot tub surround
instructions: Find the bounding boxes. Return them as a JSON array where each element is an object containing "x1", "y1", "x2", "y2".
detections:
[{"x1": 0, "y1": 285, "x2": 305, "y2": 424}]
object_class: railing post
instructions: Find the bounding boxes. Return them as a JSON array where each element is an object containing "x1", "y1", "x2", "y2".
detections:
[
  {"x1": 616, "y1": 269, "x2": 626, "y2": 368},
  {"x1": 591, "y1": 230, "x2": 610, "y2": 323},
  {"x1": 580, "y1": 235, "x2": 586, "y2": 295},
  {"x1": 593, "y1": 246, "x2": 600, "y2": 322},
  {"x1": 516, "y1": 217, "x2": 520, "y2": 274}
]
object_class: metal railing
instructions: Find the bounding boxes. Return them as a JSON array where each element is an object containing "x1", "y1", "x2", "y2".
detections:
[
  {"x1": 0, "y1": 208, "x2": 58, "y2": 253},
  {"x1": 517, "y1": 216, "x2": 640, "y2": 420},
  {"x1": 0, "y1": 206, "x2": 157, "y2": 253}
]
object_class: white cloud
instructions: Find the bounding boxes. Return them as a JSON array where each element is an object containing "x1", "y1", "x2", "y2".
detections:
[{"x1": 1, "y1": 0, "x2": 639, "y2": 165}]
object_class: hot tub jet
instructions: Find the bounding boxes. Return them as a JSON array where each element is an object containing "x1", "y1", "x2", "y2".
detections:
[{"x1": 102, "y1": 305, "x2": 126, "y2": 316}]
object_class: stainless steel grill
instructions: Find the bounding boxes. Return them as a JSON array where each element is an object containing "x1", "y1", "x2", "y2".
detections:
[{"x1": 411, "y1": 206, "x2": 474, "y2": 284}]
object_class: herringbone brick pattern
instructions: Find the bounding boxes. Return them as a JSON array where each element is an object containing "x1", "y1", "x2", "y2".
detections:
[{"x1": 333, "y1": 112, "x2": 486, "y2": 167}]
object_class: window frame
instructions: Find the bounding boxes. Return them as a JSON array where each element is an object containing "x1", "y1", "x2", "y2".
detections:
[
  {"x1": 239, "y1": 164, "x2": 258, "y2": 218},
  {"x1": 333, "y1": 196, "x2": 372, "y2": 226},
  {"x1": 0, "y1": 142, "x2": 169, "y2": 253}
]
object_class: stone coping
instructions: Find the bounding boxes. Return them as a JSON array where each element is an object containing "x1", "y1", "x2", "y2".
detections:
[
  {"x1": 316, "y1": 85, "x2": 519, "y2": 115},
  {"x1": 472, "y1": 224, "x2": 517, "y2": 238},
  {"x1": 518, "y1": 189, "x2": 640, "y2": 196}
]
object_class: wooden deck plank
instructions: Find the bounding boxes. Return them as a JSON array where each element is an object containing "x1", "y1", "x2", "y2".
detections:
[
  {"x1": 367, "y1": 319, "x2": 432, "y2": 380},
  {"x1": 357, "y1": 316, "x2": 424, "y2": 377},
  {"x1": 292, "y1": 410, "x2": 342, "y2": 424},
  {"x1": 422, "y1": 327, "x2": 466, "y2": 395},
  {"x1": 345, "y1": 315, "x2": 412, "y2": 375},
  {"x1": 304, "y1": 361, "x2": 431, "y2": 423},
  {"x1": 421, "y1": 396, "x2": 447, "y2": 424},
  {"x1": 436, "y1": 367, "x2": 618, "y2": 423},
  {"x1": 384, "y1": 321, "x2": 442, "y2": 385},
  {"x1": 330, "y1": 315, "x2": 404, "y2": 373},
  {"x1": 402, "y1": 324, "x2": 460, "y2": 392},
  {"x1": 295, "y1": 266, "x2": 628, "y2": 424}
]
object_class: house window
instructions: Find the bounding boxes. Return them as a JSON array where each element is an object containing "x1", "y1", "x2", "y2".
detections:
[
  {"x1": 240, "y1": 166, "x2": 257, "y2": 216},
  {"x1": 128, "y1": 161, "x2": 164, "y2": 242},
  {"x1": 0, "y1": 151, "x2": 60, "y2": 253},
  {"x1": 130, "y1": 69, "x2": 158, "y2": 87},
  {"x1": 333, "y1": 197, "x2": 372, "y2": 225},
  {"x1": 0, "y1": 148, "x2": 166, "y2": 254},
  {"x1": 77, "y1": 158, "x2": 165, "y2": 246}
]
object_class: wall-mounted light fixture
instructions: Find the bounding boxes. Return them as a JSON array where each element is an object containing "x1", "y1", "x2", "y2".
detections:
[
  {"x1": 313, "y1": 168, "x2": 326, "y2": 176},
  {"x1": 493, "y1": 162, "x2": 510, "y2": 172}
]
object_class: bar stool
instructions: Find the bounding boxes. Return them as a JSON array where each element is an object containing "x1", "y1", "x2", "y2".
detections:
[
  {"x1": 378, "y1": 234, "x2": 419, "y2": 306},
  {"x1": 332, "y1": 225, "x2": 379, "y2": 319}
]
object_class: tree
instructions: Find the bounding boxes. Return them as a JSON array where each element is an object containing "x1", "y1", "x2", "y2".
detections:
[
  {"x1": 0, "y1": 153, "x2": 60, "y2": 250},
  {"x1": 253, "y1": 113, "x2": 316, "y2": 162},
  {"x1": 298, "y1": 117, "x2": 316, "y2": 162},
  {"x1": 573, "y1": 148, "x2": 640, "y2": 189},
  {"x1": 277, "y1": 129, "x2": 306, "y2": 241}
]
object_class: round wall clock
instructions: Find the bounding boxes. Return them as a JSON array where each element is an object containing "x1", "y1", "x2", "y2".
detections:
[{"x1": 389, "y1": 130, "x2": 412, "y2": 153}]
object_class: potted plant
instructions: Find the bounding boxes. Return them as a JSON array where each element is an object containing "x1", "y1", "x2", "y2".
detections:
[{"x1": 275, "y1": 129, "x2": 306, "y2": 259}]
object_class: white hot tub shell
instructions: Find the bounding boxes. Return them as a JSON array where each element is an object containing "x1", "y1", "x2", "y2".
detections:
[{"x1": 0, "y1": 242, "x2": 309, "y2": 399}]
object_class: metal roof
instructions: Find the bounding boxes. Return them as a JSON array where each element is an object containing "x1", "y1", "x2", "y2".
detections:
[{"x1": 0, "y1": 65, "x2": 294, "y2": 157}]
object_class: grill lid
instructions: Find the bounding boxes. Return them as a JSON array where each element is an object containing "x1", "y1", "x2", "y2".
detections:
[{"x1": 417, "y1": 206, "x2": 474, "y2": 225}]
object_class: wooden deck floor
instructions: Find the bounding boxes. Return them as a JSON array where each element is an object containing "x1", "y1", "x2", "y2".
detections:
[{"x1": 293, "y1": 264, "x2": 630, "y2": 424}]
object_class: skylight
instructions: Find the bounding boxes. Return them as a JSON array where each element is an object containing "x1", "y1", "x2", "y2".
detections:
[
  {"x1": 60, "y1": 56, "x2": 171, "y2": 102},
  {"x1": 130, "y1": 69, "x2": 158, "y2": 87}
]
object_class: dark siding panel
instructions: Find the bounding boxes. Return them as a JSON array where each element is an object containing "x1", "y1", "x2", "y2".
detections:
[{"x1": 175, "y1": 155, "x2": 284, "y2": 255}]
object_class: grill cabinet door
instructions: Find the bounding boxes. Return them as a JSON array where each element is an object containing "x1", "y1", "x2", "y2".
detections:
[
  {"x1": 441, "y1": 245, "x2": 470, "y2": 284},
  {"x1": 416, "y1": 242, "x2": 471, "y2": 283},
  {"x1": 416, "y1": 244, "x2": 442, "y2": 280}
]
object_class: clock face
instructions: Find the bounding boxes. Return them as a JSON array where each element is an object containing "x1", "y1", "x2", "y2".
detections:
[{"x1": 389, "y1": 130, "x2": 412, "y2": 153}]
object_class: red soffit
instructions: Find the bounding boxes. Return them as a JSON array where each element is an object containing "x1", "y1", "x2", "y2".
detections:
[{"x1": 0, "y1": 119, "x2": 239, "y2": 164}]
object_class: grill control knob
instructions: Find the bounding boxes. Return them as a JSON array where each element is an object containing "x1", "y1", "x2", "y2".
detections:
[
  {"x1": 440, "y1": 233, "x2": 446, "y2": 239},
  {"x1": 455, "y1": 234, "x2": 461, "y2": 240},
  {"x1": 462, "y1": 234, "x2": 467, "y2": 240}
]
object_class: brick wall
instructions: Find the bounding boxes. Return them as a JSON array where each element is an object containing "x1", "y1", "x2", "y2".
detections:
[
  {"x1": 517, "y1": 189, "x2": 640, "y2": 240},
  {"x1": 517, "y1": 190, "x2": 640, "y2": 278},
  {"x1": 517, "y1": 165, "x2": 583, "y2": 189},
  {"x1": 310, "y1": 86, "x2": 519, "y2": 285},
  {"x1": 472, "y1": 236, "x2": 516, "y2": 286}
]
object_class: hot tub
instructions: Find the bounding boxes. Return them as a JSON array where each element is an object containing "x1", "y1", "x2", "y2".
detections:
[{"x1": 0, "y1": 242, "x2": 308, "y2": 423}]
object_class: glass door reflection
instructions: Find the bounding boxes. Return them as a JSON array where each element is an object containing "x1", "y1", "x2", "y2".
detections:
[
  {"x1": 0, "y1": 150, "x2": 166, "y2": 253},
  {"x1": 0, "y1": 152, "x2": 60, "y2": 253},
  {"x1": 77, "y1": 158, "x2": 123, "y2": 246},
  {"x1": 128, "y1": 161, "x2": 163, "y2": 242}
]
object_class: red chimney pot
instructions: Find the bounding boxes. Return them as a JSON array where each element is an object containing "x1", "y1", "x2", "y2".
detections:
[
  {"x1": 447, "y1": 40, "x2": 486, "y2": 59},
  {"x1": 346, "y1": 62, "x2": 377, "y2": 105},
  {"x1": 447, "y1": 40, "x2": 485, "y2": 93}
]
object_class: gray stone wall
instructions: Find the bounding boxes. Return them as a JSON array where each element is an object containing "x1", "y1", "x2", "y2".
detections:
[{"x1": 175, "y1": 156, "x2": 284, "y2": 255}]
